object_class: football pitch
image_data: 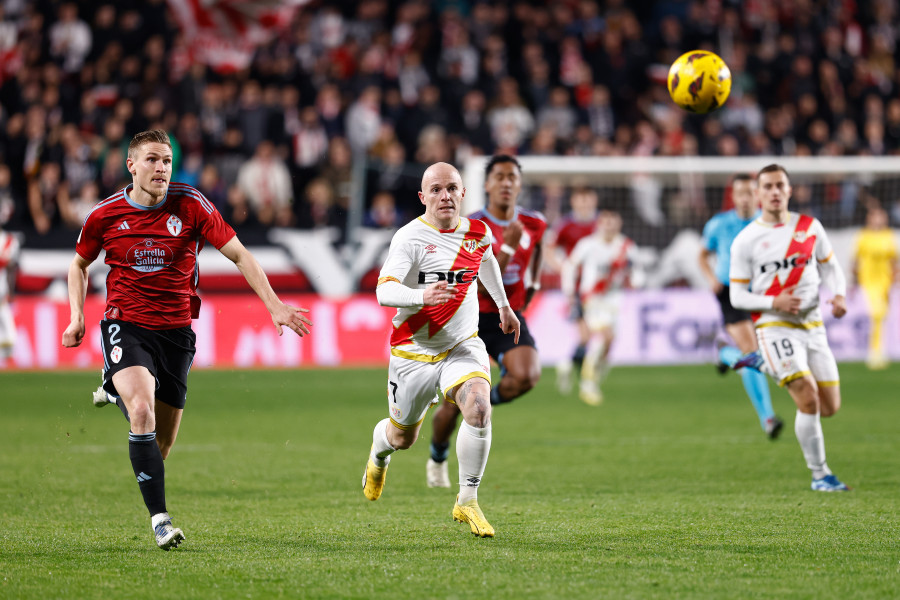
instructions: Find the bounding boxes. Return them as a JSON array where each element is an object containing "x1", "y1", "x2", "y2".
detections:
[{"x1": 1, "y1": 364, "x2": 897, "y2": 599}]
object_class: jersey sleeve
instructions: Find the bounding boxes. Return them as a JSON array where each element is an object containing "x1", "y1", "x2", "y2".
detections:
[
  {"x1": 75, "y1": 210, "x2": 103, "y2": 262},
  {"x1": 480, "y1": 228, "x2": 495, "y2": 262},
  {"x1": 376, "y1": 230, "x2": 424, "y2": 307},
  {"x1": 813, "y1": 219, "x2": 834, "y2": 262},
  {"x1": 197, "y1": 197, "x2": 236, "y2": 249}
]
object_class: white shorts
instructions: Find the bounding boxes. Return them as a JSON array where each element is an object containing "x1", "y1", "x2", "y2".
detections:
[
  {"x1": 583, "y1": 292, "x2": 621, "y2": 331},
  {"x1": 386, "y1": 337, "x2": 491, "y2": 430},
  {"x1": 0, "y1": 302, "x2": 15, "y2": 355},
  {"x1": 756, "y1": 325, "x2": 839, "y2": 388}
]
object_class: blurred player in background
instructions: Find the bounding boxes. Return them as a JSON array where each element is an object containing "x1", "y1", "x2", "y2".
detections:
[
  {"x1": 852, "y1": 206, "x2": 897, "y2": 370},
  {"x1": 730, "y1": 164, "x2": 850, "y2": 492},
  {"x1": 546, "y1": 188, "x2": 598, "y2": 394},
  {"x1": 62, "y1": 130, "x2": 312, "y2": 550},
  {"x1": 426, "y1": 155, "x2": 545, "y2": 488},
  {"x1": 0, "y1": 223, "x2": 21, "y2": 362},
  {"x1": 699, "y1": 174, "x2": 783, "y2": 439},
  {"x1": 561, "y1": 210, "x2": 639, "y2": 405},
  {"x1": 363, "y1": 162, "x2": 519, "y2": 537}
]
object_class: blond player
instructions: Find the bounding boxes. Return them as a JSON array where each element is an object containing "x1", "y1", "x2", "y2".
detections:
[
  {"x1": 730, "y1": 164, "x2": 850, "y2": 492},
  {"x1": 561, "y1": 210, "x2": 638, "y2": 405},
  {"x1": 852, "y1": 206, "x2": 897, "y2": 370},
  {"x1": 362, "y1": 162, "x2": 520, "y2": 537},
  {"x1": 0, "y1": 225, "x2": 20, "y2": 361}
]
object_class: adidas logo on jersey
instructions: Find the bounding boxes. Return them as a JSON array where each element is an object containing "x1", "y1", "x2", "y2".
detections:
[{"x1": 118, "y1": 221, "x2": 130, "y2": 230}]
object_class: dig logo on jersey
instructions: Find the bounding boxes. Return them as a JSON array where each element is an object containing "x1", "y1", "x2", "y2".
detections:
[
  {"x1": 418, "y1": 270, "x2": 477, "y2": 285},
  {"x1": 127, "y1": 238, "x2": 174, "y2": 273},
  {"x1": 759, "y1": 255, "x2": 810, "y2": 273}
]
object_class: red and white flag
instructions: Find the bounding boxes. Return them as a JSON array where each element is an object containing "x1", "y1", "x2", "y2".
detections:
[{"x1": 166, "y1": 0, "x2": 308, "y2": 73}]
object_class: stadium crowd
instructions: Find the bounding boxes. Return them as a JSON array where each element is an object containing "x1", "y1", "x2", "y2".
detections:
[{"x1": 0, "y1": 0, "x2": 899, "y2": 250}]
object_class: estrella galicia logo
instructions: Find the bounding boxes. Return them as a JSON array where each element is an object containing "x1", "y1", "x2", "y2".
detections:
[
  {"x1": 127, "y1": 238, "x2": 174, "y2": 273},
  {"x1": 166, "y1": 214, "x2": 183, "y2": 236},
  {"x1": 418, "y1": 269, "x2": 477, "y2": 285}
]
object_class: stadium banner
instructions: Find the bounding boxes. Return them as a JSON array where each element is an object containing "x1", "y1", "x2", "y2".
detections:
[{"x1": 3, "y1": 290, "x2": 896, "y2": 369}]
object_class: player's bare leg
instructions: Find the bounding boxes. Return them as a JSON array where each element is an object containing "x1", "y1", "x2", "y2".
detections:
[
  {"x1": 364, "y1": 418, "x2": 420, "y2": 500},
  {"x1": 427, "y1": 400, "x2": 458, "y2": 488},
  {"x1": 580, "y1": 327, "x2": 614, "y2": 406},
  {"x1": 113, "y1": 366, "x2": 184, "y2": 549},
  {"x1": 451, "y1": 377, "x2": 495, "y2": 537},
  {"x1": 786, "y1": 376, "x2": 848, "y2": 492},
  {"x1": 154, "y1": 402, "x2": 183, "y2": 460},
  {"x1": 558, "y1": 317, "x2": 589, "y2": 394},
  {"x1": 492, "y1": 345, "x2": 540, "y2": 405}
]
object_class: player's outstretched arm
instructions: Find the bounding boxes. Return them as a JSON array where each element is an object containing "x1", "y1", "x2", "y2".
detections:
[
  {"x1": 62, "y1": 254, "x2": 91, "y2": 347},
  {"x1": 218, "y1": 236, "x2": 312, "y2": 337}
]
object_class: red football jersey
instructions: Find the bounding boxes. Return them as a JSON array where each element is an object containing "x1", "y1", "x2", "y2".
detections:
[
  {"x1": 76, "y1": 182, "x2": 236, "y2": 329},
  {"x1": 553, "y1": 215, "x2": 595, "y2": 256},
  {"x1": 469, "y1": 207, "x2": 547, "y2": 313}
]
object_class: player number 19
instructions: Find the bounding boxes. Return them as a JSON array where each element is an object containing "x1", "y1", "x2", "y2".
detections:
[{"x1": 770, "y1": 338, "x2": 794, "y2": 359}]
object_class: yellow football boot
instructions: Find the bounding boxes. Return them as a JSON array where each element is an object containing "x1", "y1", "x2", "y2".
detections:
[
  {"x1": 362, "y1": 455, "x2": 388, "y2": 501},
  {"x1": 452, "y1": 496, "x2": 495, "y2": 537}
]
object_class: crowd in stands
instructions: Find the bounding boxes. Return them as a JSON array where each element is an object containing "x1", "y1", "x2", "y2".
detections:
[{"x1": 1, "y1": 0, "x2": 899, "y2": 249}]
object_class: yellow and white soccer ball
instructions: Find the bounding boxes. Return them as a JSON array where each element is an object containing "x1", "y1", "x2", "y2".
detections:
[{"x1": 667, "y1": 50, "x2": 731, "y2": 114}]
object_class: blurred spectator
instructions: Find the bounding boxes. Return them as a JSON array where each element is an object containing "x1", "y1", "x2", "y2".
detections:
[
  {"x1": 236, "y1": 140, "x2": 293, "y2": 227},
  {"x1": 363, "y1": 191, "x2": 400, "y2": 228},
  {"x1": 49, "y1": 3, "x2": 92, "y2": 74},
  {"x1": 345, "y1": 85, "x2": 382, "y2": 154},
  {"x1": 488, "y1": 77, "x2": 534, "y2": 152},
  {"x1": 67, "y1": 180, "x2": 100, "y2": 228}
]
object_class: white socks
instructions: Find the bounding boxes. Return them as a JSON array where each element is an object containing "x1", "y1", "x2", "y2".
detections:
[
  {"x1": 370, "y1": 418, "x2": 395, "y2": 467},
  {"x1": 456, "y1": 421, "x2": 491, "y2": 504},
  {"x1": 794, "y1": 411, "x2": 831, "y2": 479}
]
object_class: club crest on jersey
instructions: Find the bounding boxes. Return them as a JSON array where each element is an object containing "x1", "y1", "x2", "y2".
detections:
[
  {"x1": 166, "y1": 214, "x2": 183, "y2": 236},
  {"x1": 110, "y1": 345, "x2": 123, "y2": 364},
  {"x1": 462, "y1": 239, "x2": 478, "y2": 253},
  {"x1": 792, "y1": 230, "x2": 808, "y2": 243},
  {"x1": 391, "y1": 405, "x2": 402, "y2": 420},
  {"x1": 127, "y1": 238, "x2": 174, "y2": 273}
]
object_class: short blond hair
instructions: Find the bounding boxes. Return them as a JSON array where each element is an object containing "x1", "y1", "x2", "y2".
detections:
[{"x1": 127, "y1": 129, "x2": 171, "y2": 159}]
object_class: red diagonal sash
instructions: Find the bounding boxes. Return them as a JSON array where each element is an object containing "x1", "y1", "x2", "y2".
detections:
[
  {"x1": 391, "y1": 220, "x2": 488, "y2": 347},
  {"x1": 764, "y1": 214, "x2": 816, "y2": 296}
]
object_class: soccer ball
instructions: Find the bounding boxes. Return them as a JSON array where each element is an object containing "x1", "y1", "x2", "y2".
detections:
[{"x1": 667, "y1": 50, "x2": 732, "y2": 114}]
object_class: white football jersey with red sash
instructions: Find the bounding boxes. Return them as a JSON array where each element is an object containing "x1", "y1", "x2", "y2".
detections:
[
  {"x1": 377, "y1": 217, "x2": 493, "y2": 360},
  {"x1": 730, "y1": 212, "x2": 835, "y2": 329}
]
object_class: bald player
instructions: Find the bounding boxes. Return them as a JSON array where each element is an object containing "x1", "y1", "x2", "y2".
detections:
[{"x1": 361, "y1": 162, "x2": 520, "y2": 537}]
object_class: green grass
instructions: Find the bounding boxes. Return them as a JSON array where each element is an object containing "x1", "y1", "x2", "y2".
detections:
[{"x1": 1, "y1": 364, "x2": 898, "y2": 599}]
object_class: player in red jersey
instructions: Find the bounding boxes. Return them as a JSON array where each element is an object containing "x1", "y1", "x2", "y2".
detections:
[
  {"x1": 61, "y1": 130, "x2": 312, "y2": 550},
  {"x1": 427, "y1": 154, "x2": 546, "y2": 488},
  {"x1": 544, "y1": 188, "x2": 598, "y2": 394}
]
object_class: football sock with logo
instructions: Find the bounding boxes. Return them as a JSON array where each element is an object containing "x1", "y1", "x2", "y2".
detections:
[
  {"x1": 794, "y1": 411, "x2": 831, "y2": 480},
  {"x1": 370, "y1": 418, "x2": 395, "y2": 468},
  {"x1": 456, "y1": 421, "x2": 491, "y2": 504},
  {"x1": 430, "y1": 440, "x2": 450, "y2": 463},
  {"x1": 128, "y1": 432, "x2": 167, "y2": 515}
]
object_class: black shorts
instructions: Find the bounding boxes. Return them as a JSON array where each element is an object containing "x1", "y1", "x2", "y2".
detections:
[
  {"x1": 100, "y1": 319, "x2": 196, "y2": 409},
  {"x1": 477, "y1": 310, "x2": 536, "y2": 362},
  {"x1": 716, "y1": 285, "x2": 752, "y2": 325}
]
